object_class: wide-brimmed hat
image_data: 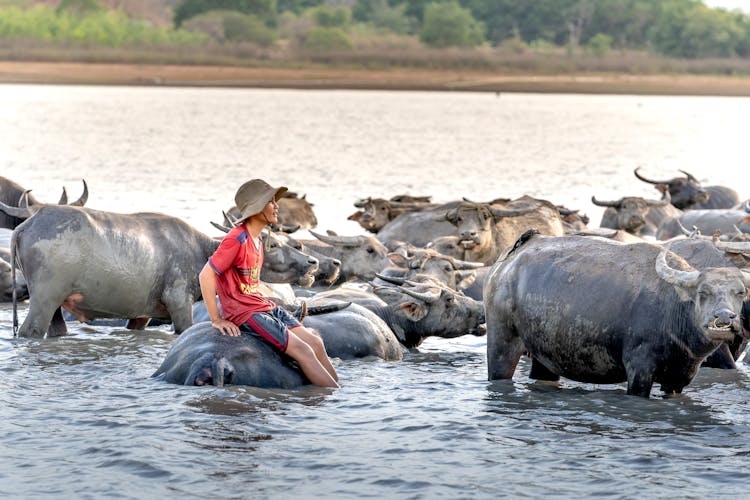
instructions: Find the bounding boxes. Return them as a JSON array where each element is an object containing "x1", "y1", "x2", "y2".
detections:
[{"x1": 234, "y1": 179, "x2": 288, "y2": 223}]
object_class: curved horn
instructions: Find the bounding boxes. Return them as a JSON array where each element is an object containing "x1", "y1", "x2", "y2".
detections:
[
  {"x1": 634, "y1": 167, "x2": 670, "y2": 185},
  {"x1": 309, "y1": 230, "x2": 363, "y2": 247},
  {"x1": 678, "y1": 169, "x2": 699, "y2": 183},
  {"x1": 400, "y1": 284, "x2": 440, "y2": 303},
  {"x1": 210, "y1": 221, "x2": 231, "y2": 233},
  {"x1": 714, "y1": 240, "x2": 750, "y2": 255},
  {"x1": 68, "y1": 179, "x2": 88, "y2": 206},
  {"x1": 655, "y1": 248, "x2": 699, "y2": 288},
  {"x1": 488, "y1": 205, "x2": 538, "y2": 218},
  {"x1": 0, "y1": 200, "x2": 33, "y2": 219},
  {"x1": 449, "y1": 258, "x2": 485, "y2": 270},
  {"x1": 223, "y1": 210, "x2": 240, "y2": 227},
  {"x1": 591, "y1": 195, "x2": 621, "y2": 208},
  {"x1": 375, "y1": 273, "x2": 406, "y2": 285},
  {"x1": 19, "y1": 190, "x2": 31, "y2": 209},
  {"x1": 353, "y1": 197, "x2": 371, "y2": 208},
  {"x1": 573, "y1": 229, "x2": 619, "y2": 238},
  {"x1": 58, "y1": 187, "x2": 68, "y2": 205},
  {"x1": 557, "y1": 206, "x2": 579, "y2": 216},
  {"x1": 677, "y1": 220, "x2": 702, "y2": 238}
]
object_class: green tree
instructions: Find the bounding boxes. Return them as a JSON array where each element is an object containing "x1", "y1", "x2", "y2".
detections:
[
  {"x1": 303, "y1": 26, "x2": 352, "y2": 51},
  {"x1": 174, "y1": 0, "x2": 276, "y2": 27},
  {"x1": 419, "y1": 1, "x2": 484, "y2": 48},
  {"x1": 585, "y1": 32, "x2": 612, "y2": 55},
  {"x1": 56, "y1": 0, "x2": 104, "y2": 15},
  {"x1": 277, "y1": 0, "x2": 323, "y2": 14},
  {"x1": 310, "y1": 5, "x2": 351, "y2": 28}
]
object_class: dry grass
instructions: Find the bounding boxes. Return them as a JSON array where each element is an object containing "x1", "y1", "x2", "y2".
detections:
[{"x1": 3, "y1": 41, "x2": 750, "y2": 95}]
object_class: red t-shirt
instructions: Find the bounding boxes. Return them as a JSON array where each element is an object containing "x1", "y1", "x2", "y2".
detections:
[{"x1": 208, "y1": 225, "x2": 275, "y2": 326}]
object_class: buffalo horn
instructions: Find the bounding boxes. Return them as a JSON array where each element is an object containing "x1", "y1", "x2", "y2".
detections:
[
  {"x1": 488, "y1": 205, "x2": 538, "y2": 219},
  {"x1": 400, "y1": 284, "x2": 440, "y2": 303},
  {"x1": 58, "y1": 187, "x2": 68, "y2": 205},
  {"x1": 0, "y1": 200, "x2": 33, "y2": 219},
  {"x1": 449, "y1": 258, "x2": 484, "y2": 270},
  {"x1": 634, "y1": 167, "x2": 670, "y2": 185},
  {"x1": 210, "y1": 221, "x2": 231, "y2": 234},
  {"x1": 353, "y1": 197, "x2": 371, "y2": 208},
  {"x1": 375, "y1": 273, "x2": 406, "y2": 285},
  {"x1": 591, "y1": 195, "x2": 621, "y2": 208},
  {"x1": 655, "y1": 248, "x2": 699, "y2": 288},
  {"x1": 68, "y1": 179, "x2": 88, "y2": 207},
  {"x1": 678, "y1": 169, "x2": 699, "y2": 183},
  {"x1": 557, "y1": 206, "x2": 579, "y2": 216},
  {"x1": 310, "y1": 230, "x2": 363, "y2": 248}
]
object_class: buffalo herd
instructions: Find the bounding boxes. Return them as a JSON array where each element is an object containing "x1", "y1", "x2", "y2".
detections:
[{"x1": 2, "y1": 169, "x2": 749, "y2": 397}]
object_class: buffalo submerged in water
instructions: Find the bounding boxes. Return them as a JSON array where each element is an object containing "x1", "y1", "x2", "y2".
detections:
[{"x1": 484, "y1": 231, "x2": 750, "y2": 398}]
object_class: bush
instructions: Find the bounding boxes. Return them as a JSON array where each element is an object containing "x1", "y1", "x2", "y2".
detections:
[
  {"x1": 586, "y1": 33, "x2": 613, "y2": 56},
  {"x1": 307, "y1": 5, "x2": 351, "y2": 28},
  {"x1": 223, "y1": 11, "x2": 276, "y2": 45},
  {"x1": 419, "y1": 1, "x2": 485, "y2": 48},
  {"x1": 303, "y1": 26, "x2": 352, "y2": 51}
]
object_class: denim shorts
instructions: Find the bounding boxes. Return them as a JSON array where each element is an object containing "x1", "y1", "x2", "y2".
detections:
[{"x1": 241, "y1": 306, "x2": 301, "y2": 352}]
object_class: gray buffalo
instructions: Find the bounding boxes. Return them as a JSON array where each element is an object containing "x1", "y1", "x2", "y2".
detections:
[
  {"x1": 273, "y1": 232, "x2": 341, "y2": 285},
  {"x1": 594, "y1": 190, "x2": 675, "y2": 237},
  {"x1": 348, "y1": 196, "x2": 435, "y2": 234},
  {"x1": 315, "y1": 275, "x2": 486, "y2": 348},
  {"x1": 656, "y1": 207, "x2": 750, "y2": 240},
  {"x1": 304, "y1": 231, "x2": 393, "y2": 283},
  {"x1": 374, "y1": 201, "x2": 463, "y2": 247},
  {"x1": 485, "y1": 232, "x2": 750, "y2": 397},
  {"x1": 445, "y1": 196, "x2": 564, "y2": 265},
  {"x1": 634, "y1": 167, "x2": 739, "y2": 210},
  {"x1": 11, "y1": 205, "x2": 223, "y2": 337},
  {"x1": 0, "y1": 177, "x2": 88, "y2": 229},
  {"x1": 152, "y1": 322, "x2": 308, "y2": 388},
  {"x1": 376, "y1": 245, "x2": 483, "y2": 291}
]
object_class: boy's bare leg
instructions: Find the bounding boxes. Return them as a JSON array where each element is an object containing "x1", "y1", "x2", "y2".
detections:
[
  {"x1": 285, "y1": 331, "x2": 339, "y2": 388},
  {"x1": 290, "y1": 325, "x2": 339, "y2": 383}
]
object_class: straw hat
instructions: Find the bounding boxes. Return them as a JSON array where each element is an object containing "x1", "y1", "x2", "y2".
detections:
[{"x1": 234, "y1": 179, "x2": 288, "y2": 223}]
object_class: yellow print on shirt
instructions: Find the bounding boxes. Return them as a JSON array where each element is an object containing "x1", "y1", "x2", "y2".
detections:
[{"x1": 238, "y1": 262, "x2": 262, "y2": 295}]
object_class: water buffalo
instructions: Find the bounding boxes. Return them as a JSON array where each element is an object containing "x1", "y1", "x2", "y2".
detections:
[
  {"x1": 656, "y1": 207, "x2": 750, "y2": 240},
  {"x1": 485, "y1": 232, "x2": 750, "y2": 397},
  {"x1": 11, "y1": 205, "x2": 223, "y2": 337},
  {"x1": 557, "y1": 206, "x2": 590, "y2": 233},
  {"x1": 348, "y1": 196, "x2": 435, "y2": 234},
  {"x1": 634, "y1": 167, "x2": 739, "y2": 210},
  {"x1": 0, "y1": 177, "x2": 88, "y2": 229},
  {"x1": 594, "y1": 190, "x2": 675, "y2": 237},
  {"x1": 445, "y1": 196, "x2": 564, "y2": 265},
  {"x1": 375, "y1": 245, "x2": 483, "y2": 291},
  {"x1": 315, "y1": 275, "x2": 486, "y2": 348},
  {"x1": 304, "y1": 231, "x2": 393, "y2": 283},
  {"x1": 272, "y1": 232, "x2": 341, "y2": 286},
  {"x1": 375, "y1": 201, "x2": 463, "y2": 247},
  {"x1": 152, "y1": 322, "x2": 308, "y2": 388}
]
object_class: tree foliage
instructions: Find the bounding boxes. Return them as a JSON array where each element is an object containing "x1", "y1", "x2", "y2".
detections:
[
  {"x1": 174, "y1": 0, "x2": 276, "y2": 27},
  {"x1": 419, "y1": 1, "x2": 484, "y2": 48}
]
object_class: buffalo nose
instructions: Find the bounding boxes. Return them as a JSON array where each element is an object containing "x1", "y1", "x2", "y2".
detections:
[
  {"x1": 460, "y1": 230, "x2": 477, "y2": 240},
  {"x1": 332, "y1": 259, "x2": 341, "y2": 268},
  {"x1": 308, "y1": 257, "x2": 319, "y2": 267},
  {"x1": 714, "y1": 308, "x2": 736, "y2": 326}
]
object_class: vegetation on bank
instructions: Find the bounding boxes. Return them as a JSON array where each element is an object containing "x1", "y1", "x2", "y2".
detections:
[{"x1": 3, "y1": 0, "x2": 750, "y2": 76}]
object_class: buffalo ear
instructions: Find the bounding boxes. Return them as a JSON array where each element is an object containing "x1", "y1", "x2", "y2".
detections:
[
  {"x1": 388, "y1": 252, "x2": 409, "y2": 268},
  {"x1": 456, "y1": 270, "x2": 477, "y2": 289},
  {"x1": 347, "y1": 211, "x2": 363, "y2": 222},
  {"x1": 400, "y1": 301, "x2": 428, "y2": 321}
]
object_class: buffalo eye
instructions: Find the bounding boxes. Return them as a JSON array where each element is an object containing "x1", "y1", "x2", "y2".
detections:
[{"x1": 366, "y1": 247, "x2": 374, "y2": 254}]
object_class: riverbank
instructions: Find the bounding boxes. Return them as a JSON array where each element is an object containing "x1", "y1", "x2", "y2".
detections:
[{"x1": 3, "y1": 60, "x2": 750, "y2": 95}]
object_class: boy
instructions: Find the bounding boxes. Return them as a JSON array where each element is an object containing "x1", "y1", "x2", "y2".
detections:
[{"x1": 199, "y1": 179, "x2": 339, "y2": 388}]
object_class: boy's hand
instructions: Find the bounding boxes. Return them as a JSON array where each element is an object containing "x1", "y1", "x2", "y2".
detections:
[{"x1": 212, "y1": 318, "x2": 240, "y2": 336}]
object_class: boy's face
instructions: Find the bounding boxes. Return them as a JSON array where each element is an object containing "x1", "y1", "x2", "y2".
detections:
[{"x1": 258, "y1": 197, "x2": 279, "y2": 225}]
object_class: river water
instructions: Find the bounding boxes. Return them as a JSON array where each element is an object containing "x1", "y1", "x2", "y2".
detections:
[{"x1": 1, "y1": 85, "x2": 750, "y2": 498}]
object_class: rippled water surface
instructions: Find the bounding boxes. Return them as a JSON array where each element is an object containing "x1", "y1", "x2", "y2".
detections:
[{"x1": 2, "y1": 85, "x2": 750, "y2": 498}]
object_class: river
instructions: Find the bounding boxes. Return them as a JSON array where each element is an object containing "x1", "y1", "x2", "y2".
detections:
[{"x1": 1, "y1": 84, "x2": 749, "y2": 498}]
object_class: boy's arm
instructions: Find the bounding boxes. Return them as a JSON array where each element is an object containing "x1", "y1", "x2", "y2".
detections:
[{"x1": 199, "y1": 262, "x2": 240, "y2": 336}]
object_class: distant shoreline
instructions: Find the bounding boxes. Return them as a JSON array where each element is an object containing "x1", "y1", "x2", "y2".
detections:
[{"x1": 3, "y1": 60, "x2": 750, "y2": 96}]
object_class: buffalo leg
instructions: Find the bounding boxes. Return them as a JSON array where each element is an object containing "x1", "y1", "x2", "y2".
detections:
[
  {"x1": 529, "y1": 358, "x2": 560, "y2": 381},
  {"x1": 126, "y1": 317, "x2": 150, "y2": 330},
  {"x1": 486, "y1": 322, "x2": 525, "y2": 380},
  {"x1": 626, "y1": 370, "x2": 654, "y2": 398},
  {"x1": 18, "y1": 292, "x2": 67, "y2": 337},
  {"x1": 47, "y1": 308, "x2": 68, "y2": 337}
]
